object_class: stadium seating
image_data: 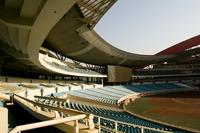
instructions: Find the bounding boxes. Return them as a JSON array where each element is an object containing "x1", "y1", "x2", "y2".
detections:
[
  {"x1": 65, "y1": 83, "x2": 188, "y2": 105},
  {"x1": 67, "y1": 90, "x2": 117, "y2": 104},
  {"x1": 124, "y1": 83, "x2": 187, "y2": 92},
  {"x1": 35, "y1": 98, "x2": 183, "y2": 133},
  {"x1": 42, "y1": 57, "x2": 102, "y2": 76},
  {"x1": 34, "y1": 83, "x2": 189, "y2": 132}
]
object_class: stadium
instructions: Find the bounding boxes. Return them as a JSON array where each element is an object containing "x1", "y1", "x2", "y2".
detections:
[{"x1": 0, "y1": 0, "x2": 200, "y2": 133}]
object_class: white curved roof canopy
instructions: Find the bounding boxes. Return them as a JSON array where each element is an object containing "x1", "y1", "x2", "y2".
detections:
[{"x1": 0, "y1": 0, "x2": 184, "y2": 77}]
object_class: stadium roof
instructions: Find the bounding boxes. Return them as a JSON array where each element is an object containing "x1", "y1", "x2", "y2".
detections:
[
  {"x1": 0, "y1": 0, "x2": 199, "y2": 74},
  {"x1": 156, "y1": 35, "x2": 200, "y2": 56}
]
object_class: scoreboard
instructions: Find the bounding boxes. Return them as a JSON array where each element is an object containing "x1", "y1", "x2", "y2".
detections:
[{"x1": 107, "y1": 65, "x2": 132, "y2": 82}]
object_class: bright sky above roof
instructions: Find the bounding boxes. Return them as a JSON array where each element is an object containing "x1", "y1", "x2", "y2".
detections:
[{"x1": 94, "y1": 0, "x2": 200, "y2": 55}]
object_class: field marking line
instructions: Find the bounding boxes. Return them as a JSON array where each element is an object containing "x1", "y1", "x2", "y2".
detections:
[{"x1": 172, "y1": 98, "x2": 186, "y2": 105}]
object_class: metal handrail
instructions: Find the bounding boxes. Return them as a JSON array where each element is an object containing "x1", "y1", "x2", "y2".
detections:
[
  {"x1": 9, "y1": 114, "x2": 86, "y2": 133},
  {"x1": 94, "y1": 116, "x2": 173, "y2": 133},
  {"x1": 13, "y1": 94, "x2": 96, "y2": 132}
]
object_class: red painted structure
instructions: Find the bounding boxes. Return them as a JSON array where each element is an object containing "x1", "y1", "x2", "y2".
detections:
[{"x1": 156, "y1": 35, "x2": 200, "y2": 55}]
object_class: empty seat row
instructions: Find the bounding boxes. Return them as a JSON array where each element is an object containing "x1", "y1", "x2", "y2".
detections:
[
  {"x1": 64, "y1": 83, "x2": 188, "y2": 105},
  {"x1": 124, "y1": 83, "x2": 187, "y2": 92},
  {"x1": 67, "y1": 90, "x2": 117, "y2": 104}
]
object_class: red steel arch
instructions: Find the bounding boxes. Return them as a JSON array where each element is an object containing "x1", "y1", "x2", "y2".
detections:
[{"x1": 156, "y1": 34, "x2": 200, "y2": 55}]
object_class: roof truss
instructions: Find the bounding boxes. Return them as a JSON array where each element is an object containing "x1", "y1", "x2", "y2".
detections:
[{"x1": 77, "y1": 0, "x2": 117, "y2": 29}]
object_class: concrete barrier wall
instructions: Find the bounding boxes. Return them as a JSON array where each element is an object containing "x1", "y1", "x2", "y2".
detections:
[
  {"x1": 0, "y1": 107, "x2": 8, "y2": 133},
  {"x1": 0, "y1": 76, "x2": 80, "y2": 84},
  {"x1": 17, "y1": 86, "x2": 70, "y2": 100}
]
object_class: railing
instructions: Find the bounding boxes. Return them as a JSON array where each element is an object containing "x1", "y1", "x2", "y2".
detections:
[
  {"x1": 36, "y1": 96, "x2": 173, "y2": 133},
  {"x1": 15, "y1": 94, "x2": 86, "y2": 116},
  {"x1": 94, "y1": 116, "x2": 173, "y2": 133},
  {"x1": 13, "y1": 94, "x2": 95, "y2": 132},
  {"x1": 9, "y1": 114, "x2": 86, "y2": 133}
]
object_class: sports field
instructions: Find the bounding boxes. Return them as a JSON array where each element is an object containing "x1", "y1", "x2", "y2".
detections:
[{"x1": 126, "y1": 90, "x2": 200, "y2": 132}]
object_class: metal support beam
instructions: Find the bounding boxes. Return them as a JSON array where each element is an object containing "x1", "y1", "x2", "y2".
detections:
[
  {"x1": 55, "y1": 52, "x2": 67, "y2": 62},
  {"x1": 114, "y1": 121, "x2": 117, "y2": 132},
  {"x1": 97, "y1": 117, "x2": 101, "y2": 133},
  {"x1": 141, "y1": 127, "x2": 144, "y2": 133}
]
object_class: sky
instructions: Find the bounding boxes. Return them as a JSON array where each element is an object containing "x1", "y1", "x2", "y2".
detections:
[{"x1": 94, "y1": 0, "x2": 200, "y2": 55}]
